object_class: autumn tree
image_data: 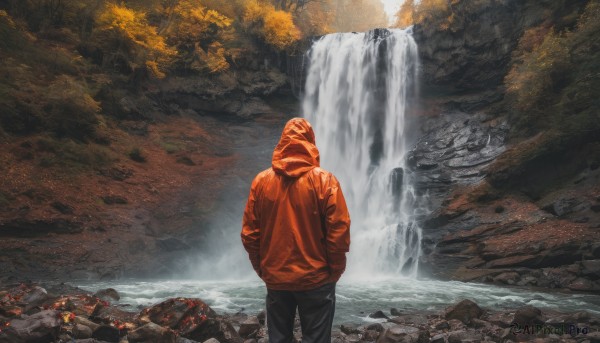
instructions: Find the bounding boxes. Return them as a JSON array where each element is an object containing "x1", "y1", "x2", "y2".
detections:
[
  {"x1": 160, "y1": 0, "x2": 234, "y2": 73},
  {"x1": 395, "y1": 0, "x2": 414, "y2": 28},
  {"x1": 93, "y1": 3, "x2": 175, "y2": 78},
  {"x1": 242, "y1": 0, "x2": 301, "y2": 50}
]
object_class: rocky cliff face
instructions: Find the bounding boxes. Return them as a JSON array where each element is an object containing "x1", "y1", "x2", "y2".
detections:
[{"x1": 410, "y1": 0, "x2": 600, "y2": 291}]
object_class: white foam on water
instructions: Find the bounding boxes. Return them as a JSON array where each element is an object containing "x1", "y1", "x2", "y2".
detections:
[{"x1": 78, "y1": 278, "x2": 600, "y2": 325}]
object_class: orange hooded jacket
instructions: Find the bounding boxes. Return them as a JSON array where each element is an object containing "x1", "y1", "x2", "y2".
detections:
[{"x1": 241, "y1": 118, "x2": 351, "y2": 291}]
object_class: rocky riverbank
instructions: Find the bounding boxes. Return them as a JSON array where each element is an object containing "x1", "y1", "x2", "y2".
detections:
[{"x1": 1, "y1": 282, "x2": 599, "y2": 343}]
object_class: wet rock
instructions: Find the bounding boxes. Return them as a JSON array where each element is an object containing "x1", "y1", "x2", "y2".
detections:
[
  {"x1": 139, "y1": 298, "x2": 216, "y2": 330},
  {"x1": 128, "y1": 322, "x2": 176, "y2": 343},
  {"x1": 434, "y1": 321, "x2": 450, "y2": 330},
  {"x1": 512, "y1": 306, "x2": 543, "y2": 325},
  {"x1": 21, "y1": 286, "x2": 49, "y2": 312},
  {"x1": 92, "y1": 325, "x2": 121, "y2": 342},
  {"x1": 366, "y1": 323, "x2": 385, "y2": 332},
  {"x1": 581, "y1": 260, "x2": 600, "y2": 278},
  {"x1": 444, "y1": 300, "x2": 483, "y2": 325},
  {"x1": 363, "y1": 329, "x2": 380, "y2": 341},
  {"x1": 74, "y1": 323, "x2": 94, "y2": 339},
  {"x1": 390, "y1": 308, "x2": 401, "y2": 316},
  {"x1": 369, "y1": 310, "x2": 389, "y2": 319},
  {"x1": 184, "y1": 318, "x2": 241, "y2": 343},
  {"x1": 94, "y1": 288, "x2": 120, "y2": 302},
  {"x1": 93, "y1": 305, "x2": 135, "y2": 324},
  {"x1": 430, "y1": 333, "x2": 445, "y2": 343},
  {"x1": 4, "y1": 310, "x2": 61, "y2": 342},
  {"x1": 343, "y1": 333, "x2": 361, "y2": 342},
  {"x1": 255, "y1": 311, "x2": 265, "y2": 326},
  {"x1": 340, "y1": 323, "x2": 361, "y2": 335},
  {"x1": 492, "y1": 272, "x2": 520, "y2": 285},
  {"x1": 447, "y1": 330, "x2": 483, "y2": 343},
  {"x1": 486, "y1": 312, "x2": 513, "y2": 328},
  {"x1": 238, "y1": 317, "x2": 260, "y2": 338},
  {"x1": 468, "y1": 318, "x2": 490, "y2": 329},
  {"x1": 375, "y1": 325, "x2": 419, "y2": 343},
  {"x1": 75, "y1": 316, "x2": 101, "y2": 331},
  {"x1": 388, "y1": 315, "x2": 428, "y2": 327},
  {"x1": 447, "y1": 319, "x2": 465, "y2": 331},
  {"x1": 203, "y1": 339, "x2": 220, "y2": 343},
  {"x1": 177, "y1": 338, "x2": 200, "y2": 343},
  {"x1": 568, "y1": 278, "x2": 598, "y2": 292},
  {"x1": 545, "y1": 312, "x2": 591, "y2": 327}
]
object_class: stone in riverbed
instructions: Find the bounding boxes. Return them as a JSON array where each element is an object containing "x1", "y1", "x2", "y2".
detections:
[
  {"x1": 430, "y1": 333, "x2": 445, "y2": 343},
  {"x1": 512, "y1": 306, "x2": 543, "y2": 325},
  {"x1": 444, "y1": 299, "x2": 483, "y2": 325},
  {"x1": 128, "y1": 322, "x2": 176, "y2": 343},
  {"x1": 184, "y1": 318, "x2": 241, "y2": 343},
  {"x1": 94, "y1": 288, "x2": 120, "y2": 302},
  {"x1": 238, "y1": 317, "x2": 260, "y2": 338},
  {"x1": 434, "y1": 321, "x2": 450, "y2": 330},
  {"x1": 376, "y1": 325, "x2": 428, "y2": 343},
  {"x1": 92, "y1": 325, "x2": 121, "y2": 342},
  {"x1": 447, "y1": 330, "x2": 483, "y2": 343},
  {"x1": 366, "y1": 323, "x2": 385, "y2": 332},
  {"x1": 388, "y1": 314, "x2": 428, "y2": 327},
  {"x1": 369, "y1": 310, "x2": 389, "y2": 319},
  {"x1": 390, "y1": 308, "x2": 402, "y2": 316},
  {"x1": 340, "y1": 323, "x2": 361, "y2": 335},
  {"x1": 363, "y1": 329, "x2": 380, "y2": 341},
  {"x1": 4, "y1": 310, "x2": 61, "y2": 342},
  {"x1": 486, "y1": 312, "x2": 514, "y2": 328},
  {"x1": 73, "y1": 323, "x2": 94, "y2": 339},
  {"x1": 75, "y1": 315, "x2": 101, "y2": 331}
]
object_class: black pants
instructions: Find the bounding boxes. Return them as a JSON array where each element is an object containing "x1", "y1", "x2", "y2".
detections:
[{"x1": 266, "y1": 282, "x2": 336, "y2": 343}]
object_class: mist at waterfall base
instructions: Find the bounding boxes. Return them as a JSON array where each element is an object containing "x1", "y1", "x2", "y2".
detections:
[{"x1": 78, "y1": 29, "x2": 600, "y2": 323}]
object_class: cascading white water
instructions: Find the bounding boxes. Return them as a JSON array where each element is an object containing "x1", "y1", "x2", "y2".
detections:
[{"x1": 303, "y1": 29, "x2": 423, "y2": 277}]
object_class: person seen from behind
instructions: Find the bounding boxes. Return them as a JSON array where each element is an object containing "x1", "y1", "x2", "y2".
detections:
[{"x1": 241, "y1": 117, "x2": 351, "y2": 343}]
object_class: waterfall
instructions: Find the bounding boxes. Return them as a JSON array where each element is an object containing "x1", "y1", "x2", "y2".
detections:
[{"x1": 302, "y1": 29, "x2": 422, "y2": 278}]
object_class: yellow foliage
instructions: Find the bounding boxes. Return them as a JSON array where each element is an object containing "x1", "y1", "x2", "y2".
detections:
[
  {"x1": 205, "y1": 42, "x2": 230, "y2": 73},
  {"x1": 162, "y1": 0, "x2": 234, "y2": 73},
  {"x1": 243, "y1": 0, "x2": 269, "y2": 25},
  {"x1": 505, "y1": 30, "x2": 570, "y2": 112},
  {"x1": 242, "y1": 0, "x2": 300, "y2": 50},
  {"x1": 263, "y1": 9, "x2": 301, "y2": 49},
  {"x1": 168, "y1": 1, "x2": 232, "y2": 43},
  {"x1": 96, "y1": 3, "x2": 175, "y2": 77},
  {"x1": 395, "y1": 0, "x2": 415, "y2": 28}
]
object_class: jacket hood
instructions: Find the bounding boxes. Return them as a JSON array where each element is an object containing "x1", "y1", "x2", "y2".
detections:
[{"x1": 272, "y1": 118, "x2": 320, "y2": 178}]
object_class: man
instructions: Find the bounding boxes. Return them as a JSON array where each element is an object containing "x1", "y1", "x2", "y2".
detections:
[{"x1": 241, "y1": 117, "x2": 351, "y2": 343}]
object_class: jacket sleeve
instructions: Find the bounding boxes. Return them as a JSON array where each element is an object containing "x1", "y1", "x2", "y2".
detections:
[
  {"x1": 322, "y1": 174, "x2": 351, "y2": 282},
  {"x1": 241, "y1": 175, "x2": 261, "y2": 277}
]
